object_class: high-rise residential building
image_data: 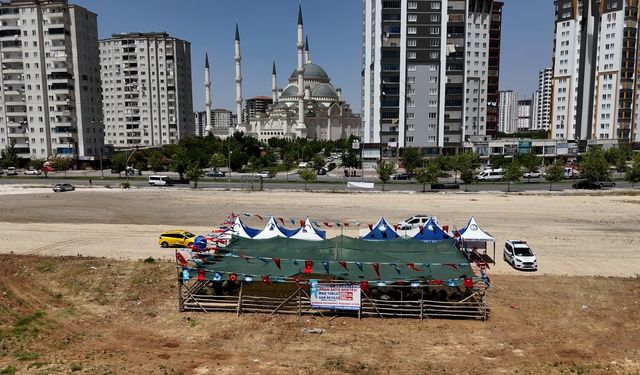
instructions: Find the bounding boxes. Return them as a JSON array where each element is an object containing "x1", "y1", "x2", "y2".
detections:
[
  {"x1": 0, "y1": 0, "x2": 103, "y2": 160},
  {"x1": 194, "y1": 110, "x2": 206, "y2": 137},
  {"x1": 498, "y1": 90, "x2": 517, "y2": 134},
  {"x1": 517, "y1": 99, "x2": 532, "y2": 131},
  {"x1": 532, "y1": 67, "x2": 552, "y2": 130},
  {"x1": 551, "y1": 0, "x2": 639, "y2": 141},
  {"x1": 362, "y1": 0, "x2": 503, "y2": 153},
  {"x1": 99, "y1": 32, "x2": 193, "y2": 148},
  {"x1": 244, "y1": 96, "x2": 272, "y2": 122},
  {"x1": 212, "y1": 108, "x2": 232, "y2": 129}
]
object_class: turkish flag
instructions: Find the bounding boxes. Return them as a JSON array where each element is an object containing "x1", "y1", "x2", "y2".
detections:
[
  {"x1": 273, "y1": 258, "x2": 281, "y2": 269},
  {"x1": 197, "y1": 268, "x2": 205, "y2": 281},
  {"x1": 372, "y1": 262, "x2": 380, "y2": 278},
  {"x1": 229, "y1": 273, "x2": 238, "y2": 282},
  {"x1": 262, "y1": 275, "x2": 271, "y2": 285},
  {"x1": 339, "y1": 261, "x2": 348, "y2": 270},
  {"x1": 175, "y1": 253, "x2": 188, "y2": 267},
  {"x1": 463, "y1": 278, "x2": 474, "y2": 288},
  {"x1": 304, "y1": 260, "x2": 313, "y2": 274},
  {"x1": 360, "y1": 281, "x2": 369, "y2": 292}
]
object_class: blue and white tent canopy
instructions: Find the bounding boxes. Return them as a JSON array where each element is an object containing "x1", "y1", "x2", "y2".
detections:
[
  {"x1": 361, "y1": 217, "x2": 399, "y2": 241},
  {"x1": 459, "y1": 217, "x2": 495, "y2": 241},
  {"x1": 413, "y1": 216, "x2": 451, "y2": 242},
  {"x1": 290, "y1": 217, "x2": 326, "y2": 241},
  {"x1": 253, "y1": 216, "x2": 300, "y2": 239},
  {"x1": 227, "y1": 216, "x2": 261, "y2": 238}
]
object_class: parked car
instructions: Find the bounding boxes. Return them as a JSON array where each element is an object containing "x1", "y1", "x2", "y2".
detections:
[
  {"x1": 397, "y1": 215, "x2": 435, "y2": 230},
  {"x1": 392, "y1": 172, "x2": 411, "y2": 180},
  {"x1": 523, "y1": 171, "x2": 542, "y2": 179},
  {"x1": 476, "y1": 168, "x2": 503, "y2": 181},
  {"x1": 206, "y1": 170, "x2": 226, "y2": 178},
  {"x1": 595, "y1": 180, "x2": 616, "y2": 188},
  {"x1": 24, "y1": 169, "x2": 42, "y2": 175},
  {"x1": 317, "y1": 167, "x2": 328, "y2": 175},
  {"x1": 572, "y1": 180, "x2": 602, "y2": 190},
  {"x1": 253, "y1": 171, "x2": 271, "y2": 178},
  {"x1": 52, "y1": 183, "x2": 75, "y2": 192},
  {"x1": 5, "y1": 167, "x2": 18, "y2": 176},
  {"x1": 148, "y1": 175, "x2": 174, "y2": 186},
  {"x1": 158, "y1": 230, "x2": 196, "y2": 248},
  {"x1": 504, "y1": 240, "x2": 537, "y2": 271}
]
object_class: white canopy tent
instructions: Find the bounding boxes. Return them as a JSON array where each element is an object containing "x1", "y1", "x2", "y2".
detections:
[
  {"x1": 225, "y1": 216, "x2": 260, "y2": 239},
  {"x1": 289, "y1": 217, "x2": 326, "y2": 241},
  {"x1": 458, "y1": 217, "x2": 496, "y2": 264},
  {"x1": 252, "y1": 216, "x2": 299, "y2": 240}
]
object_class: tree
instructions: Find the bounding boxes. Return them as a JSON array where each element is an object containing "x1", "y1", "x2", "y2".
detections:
[
  {"x1": 519, "y1": 153, "x2": 540, "y2": 183},
  {"x1": 454, "y1": 153, "x2": 481, "y2": 184},
  {"x1": 376, "y1": 160, "x2": 396, "y2": 191},
  {"x1": 111, "y1": 152, "x2": 127, "y2": 177},
  {"x1": 29, "y1": 158, "x2": 45, "y2": 170},
  {"x1": 148, "y1": 151, "x2": 164, "y2": 172},
  {"x1": 579, "y1": 148, "x2": 611, "y2": 182},
  {"x1": 208, "y1": 153, "x2": 226, "y2": 171},
  {"x1": 50, "y1": 156, "x2": 72, "y2": 177},
  {"x1": 0, "y1": 140, "x2": 19, "y2": 168},
  {"x1": 489, "y1": 155, "x2": 508, "y2": 169},
  {"x1": 312, "y1": 154, "x2": 326, "y2": 171},
  {"x1": 185, "y1": 162, "x2": 203, "y2": 189},
  {"x1": 605, "y1": 146, "x2": 631, "y2": 178},
  {"x1": 169, "y1": 148, "x2": 190, "y2": 180},
  {"x1": 298, "y1": 168, "x2": 316, "y2": 190},
  {"x1": 415, "y1": 162, "x2": 440, "y2": 192},
  {"x1": 625, "y1": 154, "x2": 640, "y2": 188},
  {"x1": 544, "y1": 161, "x2": 565, "y2": 191},
  {"x1": 401, "y1": 147, "x2": 423, "y2": 177},
  {"x1": 460, "y1": 168, "x2": 475, "y2": 192},
  {"x1": 502, "y1": 161, "x2": 522, "y2": 192}
]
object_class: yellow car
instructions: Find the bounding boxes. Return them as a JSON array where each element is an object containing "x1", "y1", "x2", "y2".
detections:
[{"x1": 158, "y1": 230, "x2": 196, "y2": 248}]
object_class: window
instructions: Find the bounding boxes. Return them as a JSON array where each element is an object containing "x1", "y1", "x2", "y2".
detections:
[
  {"x1": 408, "y1": 14, "x2": 417, "y2": 22},
  {"x1": 408, "y1": 1, "x2": 417, "y2": 9},
  {"x1": 408, "y1": 26, "x2": 417, "y2": 35},
  {"x1": 407, "y1": 51, "x2": 416, "y2": 59},
  {"x1": 408, "y1": 39, "x2": 417, "y2": 47},
  {"x1": 431, "y1": 2, "x2": 440, "y2": 9}
]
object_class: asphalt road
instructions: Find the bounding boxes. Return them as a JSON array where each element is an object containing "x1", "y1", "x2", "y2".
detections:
[{"x1": 0, "y1": 174, "x2": 634, "y2": 192}]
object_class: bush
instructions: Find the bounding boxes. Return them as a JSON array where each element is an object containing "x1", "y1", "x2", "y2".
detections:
[{"x1": 121, "y1": 182, "x2": 130, "y2": 189}]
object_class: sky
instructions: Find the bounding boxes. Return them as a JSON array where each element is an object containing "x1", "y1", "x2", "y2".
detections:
[{"x1": 73, "y1": 0, "x2": 556, "y2": 113}]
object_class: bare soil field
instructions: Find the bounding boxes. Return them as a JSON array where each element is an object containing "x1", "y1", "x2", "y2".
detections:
[{"x1": 0, "y1": 187, "x2": 639, "y2": 373}]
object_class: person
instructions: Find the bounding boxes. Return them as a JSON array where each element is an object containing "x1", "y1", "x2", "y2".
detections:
[{"x1": 89, "y1": 179, "x2": 92, "y2": 187}]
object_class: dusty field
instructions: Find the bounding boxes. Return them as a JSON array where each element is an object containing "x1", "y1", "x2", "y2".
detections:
[{"x1": 0, "y1": 187, "x2": 640, "y2": 373}]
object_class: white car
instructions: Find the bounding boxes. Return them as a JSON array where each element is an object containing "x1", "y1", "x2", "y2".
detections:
[
  {"x1": 523, "y1": 171, "x2": 542, "y2": 179},
  {"x1": 397, "y1": 215, "x2": 436, "y2": 230},
  {"x1": 503, "y1": 240, "x2": 537, "y2": 271},
  {"x1": 252, "y1": 171, "x2": 271, "y2": 178},
  {"x1": 24, "y1": 169, "x2": 42, "y2": 175}
]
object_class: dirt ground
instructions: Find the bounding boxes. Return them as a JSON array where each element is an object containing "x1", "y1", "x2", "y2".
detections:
[{"x1": 0, "y1": 186, "x2": 640, "y2": 373}]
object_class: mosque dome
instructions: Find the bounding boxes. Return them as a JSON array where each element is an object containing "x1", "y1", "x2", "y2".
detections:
[
  {"x1": 289, "y1": 63, "x2": 330, "y2": 83},
  {"x1": 311, "y1": 83, "x2": 338, "y2": 99},
  {"x1": 280, "y1": 85, "x2": 299, "y2": 97}
]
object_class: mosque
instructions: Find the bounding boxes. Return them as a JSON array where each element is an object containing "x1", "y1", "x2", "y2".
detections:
[{"x1": 203, "y1": 5, "x2": 361, "y2": 141}]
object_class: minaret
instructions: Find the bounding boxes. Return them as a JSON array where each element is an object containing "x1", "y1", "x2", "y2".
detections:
[
  {"x1": 271, "y1": 60, "x2": 277, "y2": 103},
  {"x1": 204, "y1": 52, "x2": 212, "y2": 134},
  {"x1": 304, "y1": 35, "x2": 310, "y2": 63},
  {"x1": 296, "y1": 4, "x2": 306, "y2": 134},
  {"x1": 234, "y1": 23, "x2": 243, "y2": 127}
]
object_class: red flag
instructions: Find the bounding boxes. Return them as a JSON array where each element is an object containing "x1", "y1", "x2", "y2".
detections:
[
  {"x1": 323, "y1": 222, "x2": 333, "y2": 228},
  {"x1": 300, "y1": 219, "x2": 305, "y2": 228},
  {"x1": 294, "y1": 276, "x2": 302, "y2": 286},
  {"x1": 262, "y1": 275, "x2": 271, "y2": 285},
  {"x1": 304, "y1": 260, "x2": 313, "y2": 274},
  {"x1": 372, "y1": 262, "x2": 380, "y2": 278},
  {"x1": 463, "y1": 278, "x2": 474, "y2": 288},
  {"x1": 175, "y1": 253, "x2": 188, "y2": 267},
  {"x1": 444, "y1": 264, "x2": 459, "y2": 270},
  {"x1": 255, "y1": 214, "x2": 263, "y2": 221},
  {"x1": 360, "y1": 281, "x2": 369, "y2": 292},
  {"x1": 368, "y1": 224, "x2": 373, "y2": 231},
  {"x1": 430, "y1": 279, "x2": 443, "y2": 285},
  {"x1": 197, "y1": 268, "x2": 205, "y2": 281},
  {"x1": 443, "y1": 225, "x2": 449, "y2": 232},
  {"x1": 343, "y1": 222, "x2": 350, "y2": 227},
  {"x1": 338, "y1": 261, "x2": 348, "y2": 270},
  {"x1": 229, "y1": 273, "x2": 238, "y2": 282},
  {"x1": 278, "y1": 217, "x2": 285, "y2": 226},
  {"x1": 393, "y1": 224, "x2": 398, "y2": 231},
  {"x1": 273, "y1": 258, "x2": 281, "y2": 269},
  {"x1": 419, "y1": 225, "x2": 424, "y2": 234},
  {"x1": 407, "y1": 263, "x2": 422, "y2": 272}
]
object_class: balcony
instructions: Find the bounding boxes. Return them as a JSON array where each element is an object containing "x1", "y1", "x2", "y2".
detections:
[
  {"x1": 56, "y1": 147, "x2": 74, "y2": 155},
  {"x1": 49, "y1": 52, "x2": 68, "y2": 60},
  {"x1": 48, "y1": 71, "x2": 73, "y2": 81},
  {"x1": 49, "y1": 82, "x2": 74, "y2": 92},
  {"x1": 0, "y1": 39, "x2": 20, "y2": 50}
]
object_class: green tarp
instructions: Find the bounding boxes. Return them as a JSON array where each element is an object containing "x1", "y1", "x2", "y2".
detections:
[{"x1": 192, "y1": 236, "x2": 474, "y2": 282}]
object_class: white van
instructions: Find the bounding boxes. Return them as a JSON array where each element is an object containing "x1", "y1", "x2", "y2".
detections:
[
  {"x1": 148, "y1": 175, "x2": 173, "y2": 186},
  {"x1": 476, "y1": 168, "x2": 503, "y2": 181}
]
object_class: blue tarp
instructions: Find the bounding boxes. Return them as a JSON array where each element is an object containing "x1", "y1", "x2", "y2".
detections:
[
  {"x1": 412, "y1": 217, "x2": 451, "y2": 242},
  {"x1": 362, "y1": 217, "x2": 399, "y2": 241}
]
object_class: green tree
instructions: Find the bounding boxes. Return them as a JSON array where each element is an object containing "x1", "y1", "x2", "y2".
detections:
[
  {"x1": 579, "y1": 148, "x2": 611, "y2": 182},
  {"x1": 185, "y1": 162, "x2": 203, "y2": 189},
  {"x1": 415, "y1": 162, "x2": 440, "y2": 192},
  {"x1": 312, "y1": 154, "x2": 326, "y2": 171},
  {"x1": 454, "y1": 153, "x2": 481, "y2": 184},
  {"x1": 605, "y1": 146, "x2": 631, "y2": 178},
  {"x1": 544, "y1": 161, "x2": 565, "y2": 191},
  {"x1": 518, "y1": 153, "x2": 540, "y2": 182},
  {"x1": 460, "y1": 168, "x2": 475, "y2": 192},
  {"x1": 169, "y1": 148, "x2": 190, "y2": 180},
  {"x1": 489, "y1": 155, "x2": 508, "y2": 169},
  {"x1": 376, "y1": 160, "x2": 396, "y2": 191},
  {"x1": 50, "y1": 156, "x2": 72, "y2": 177},
  {"x1": 29, "y1": 158, "x2": 45, "y2": 170},
  {"x1": 0, "y1": 140, "x2": 19, "y2": 168},
  {"x1": 625, "y1": 154, "x2": 640, "y2": 188},
  {"x1": 111, "y1": 152, "x2": 127, "y2": 177},
  {"x1": 148, "y1": 151, "x2": 164, "y2": 172},
  {"x1": 502, "y1": 161, "x2": 522, "y2": 192},
  {"x1": 298, "y1": 168, "x2": 316, "y2": 190},
  {"x1": 401, "y1": 147, "x2": 423, "y2": 176}
]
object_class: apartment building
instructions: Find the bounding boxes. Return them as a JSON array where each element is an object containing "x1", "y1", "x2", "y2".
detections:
[
  {"x1": 0, "y1": 0, "x2": 102, "y2": 159},
  {"x1": 362, "y1": 0, "x2": 502, "y2": 153},
  {"x1": 99, "y1": 32, "x2": 193, "y2": 148},
  {"x1": 517, "y1": 98, "x2": 532, "y2": 131},
  {"x1": 532, "y1": 67, "x2": 552, "y2": 130},
  {"x1": 195, "y1": 108, "x2": 232, "y2": 137},
  {"x1": 244, "y1": 96, "x2": 272, "y2": 122},
  {"x1": 497, "y1": 90, "x2": 517, "y2": 133}
]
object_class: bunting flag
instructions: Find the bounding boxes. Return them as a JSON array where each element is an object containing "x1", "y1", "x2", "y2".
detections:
[
  {"x1": 368, "y1": 224, "x2": 373, "y2": 231},
  {"x1": 443, "y1": 225, "x2": 449, "y2": 232},
  {"x1": 182, "y1": 268, "x2": 190, "y2": 281},
  {"x1": 241, "y1": 255, "x2": 251, "y2": 262},
  {"x1": 197, "y1": 268, "x2": 206, "y2": 281},
  {"x1": 339, "y1": 260, "x2": 349, "y2": 270},
  {"x1": 343, "y1": 222, "x2": 350, "y2": 227},
  {"x1": 390, "y1": 263, "x2": 401, "y2": 274},
  {"x1": 299, "y1": 219, "x2": 305, "y2": 227},
  {"x1": 419, "y1": 225, "x2": 424, "y2": 234},
  {"x1": 175, "y1": 253, "x2": 188, "y2": 267},
  {"x1": 290, "y1": 218, "x2": 296, "y2": 225},
  {"x1": 463, "y1": 278, "x2": 474, "y2": 288},
  {"x1": 262, "y1": 275, "x2": 271, "y2": 285},
  {"x1": 273, "y1": 258, "x2": 281, "y2": 269},
  {"x1": 360, "y1": 281, "x2": 369, "y2": 292},
  {"x1": 313, "y1": 221, "x2": 322, "y2": 228},
  {"x1": 304, "y1": 260, "x2": 313, "y2": 274},
  {"x1": 376, "y1": 281, "x2": 386, "y2": 287},
  {"x1": 447, "y1": 279, "x2": 457, "y2": 287},
  {"x1": 430, "y1": 279, "x2": 443, "y2": 285},
  {"x1": 213, "y1": 272, "x2": 222, "y2": 281},
  {"x1": 255, "y1": 214, "x2": 264, "y2": 221},
  {"x1": 410, "y1": 281, "x2": 420, "y2": 288},
  {"x1": 278, "y1": 217, "x2": 286, "y2": 226},
  {"x1": 275, "y1": 276, "x2": 286, "y2": 283},
  {"x1": 393, "y1": 224, "x2": 399, "y2": 231},
  {"x1": 444, "y1": 263, "x2": 458, "y2": 270},
  {"x1": 291, "y1": 259, "x2": 299, "y2": 267},
  {"x1": 322, "y1": 261, "x2": 330, "y2": 273},
  {"x1": 336, "y1": 222, "x2": 342, "y2": 228},
  {"x1": 323, "y1": 222, "x2": 333, "y2": 228},
  {"x1": 356, "y1": 262, "x2": 364, "y2": 272},
  {"x1": 258, "y1": 257, "x2": 269, "y2": 263},
  {"x1": 372, "y1": 262, "x2": 380, "y2": 278},
  {"x1": 407, "y1": 263, "x2": 422, "y2": 272},
  {"x1": 294, "y1": 276, "x2": 302, "y2": 286},
  {"x1": 244, "y1": 213, "x2": 251, "y2": 217},
  {"x1": 229, "y1": 273, "x2": 238, "y2": 282}
]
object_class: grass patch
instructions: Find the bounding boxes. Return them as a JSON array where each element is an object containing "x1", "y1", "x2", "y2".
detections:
[
  {"x1": 36, "y1": 261, "x2": 55, "y2": 273},
  {"x1": 11, "y1": 311, "x2": 45, "y2": 339},
  {"x1": 142, "y1": 257, "x2": 156, "y2": 264},
  {"x1": 14, "y1": 351, "x2": 39, "y2": 361},
  {"x1": 70, "y1": 363, "x2": 82, "y2": 371},
  {"x1": 27, "y1": 362, "x2": 47, "y2": 369},
  {"x1": 0, "y1": 366, "x2": 16, "y2": 375}
]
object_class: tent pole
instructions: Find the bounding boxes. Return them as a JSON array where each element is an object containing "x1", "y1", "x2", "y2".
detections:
[
  {"x1": 493, "y1": 241, "x2": 496, "y2": 265},
  {"x1": 236, "y1": 281, "x2": 243, "y2": 317},
  {"x1": 298, "y1": 289, "x2": 301, "y2": 316},
  {"x1": 420, "y1": 288, "x2": 424, "y2": 321}
]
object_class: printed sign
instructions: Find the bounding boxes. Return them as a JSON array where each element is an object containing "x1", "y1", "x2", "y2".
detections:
[{"x1": 310, "y1": 281, "x2": 361, "y2": 311}]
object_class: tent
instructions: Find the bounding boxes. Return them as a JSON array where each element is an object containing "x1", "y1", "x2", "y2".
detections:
[
  {"x1": 253, "y1": 216, "x2": 300, "y2": 239},
  {"x1": 458, "y1": 217, "x2": 496, "y2": 264},
  {"x1": 225, "y1": 216, "x2": 261, "y2": 238},
  {"x1": 413, "y1": 217, "x2": 451, "y2": 242},
  {"x1": 361, "y1": 217, "x2": 399, "y2": 241},
  {"x1": 289, "y1": 217, "x2": 326, "y2": 241}
]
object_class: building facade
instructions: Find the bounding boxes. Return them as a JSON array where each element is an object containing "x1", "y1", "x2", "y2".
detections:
[
  {"x1": 244, "y1": 96, "x2": 272, "y2": 123},
  {"x1": 532, "y1": 67, "x2": 552, "y2": 130},
  {"x1": 0, "y1": 0, "x2": 102, "y2": 160},
  {"x1": 551, "y1": 0, "x2": 639, "y2": 141},
  {"x1": 362, "y1": 0, "x2": 503, "y2": 153},
  {"x1": 517, "y1": 99, "x2": 532, "y2": 131},
  {"x1": 497, "y1": 90, "x2": 517, "y2": 133},
  {"x1": 99, "y1": 32, "x2": 193, "y2": 148}
]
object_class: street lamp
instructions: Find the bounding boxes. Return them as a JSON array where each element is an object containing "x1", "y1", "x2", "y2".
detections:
[{"x1": 91, "y1": 120, "x2": 104, "y2": 179}]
